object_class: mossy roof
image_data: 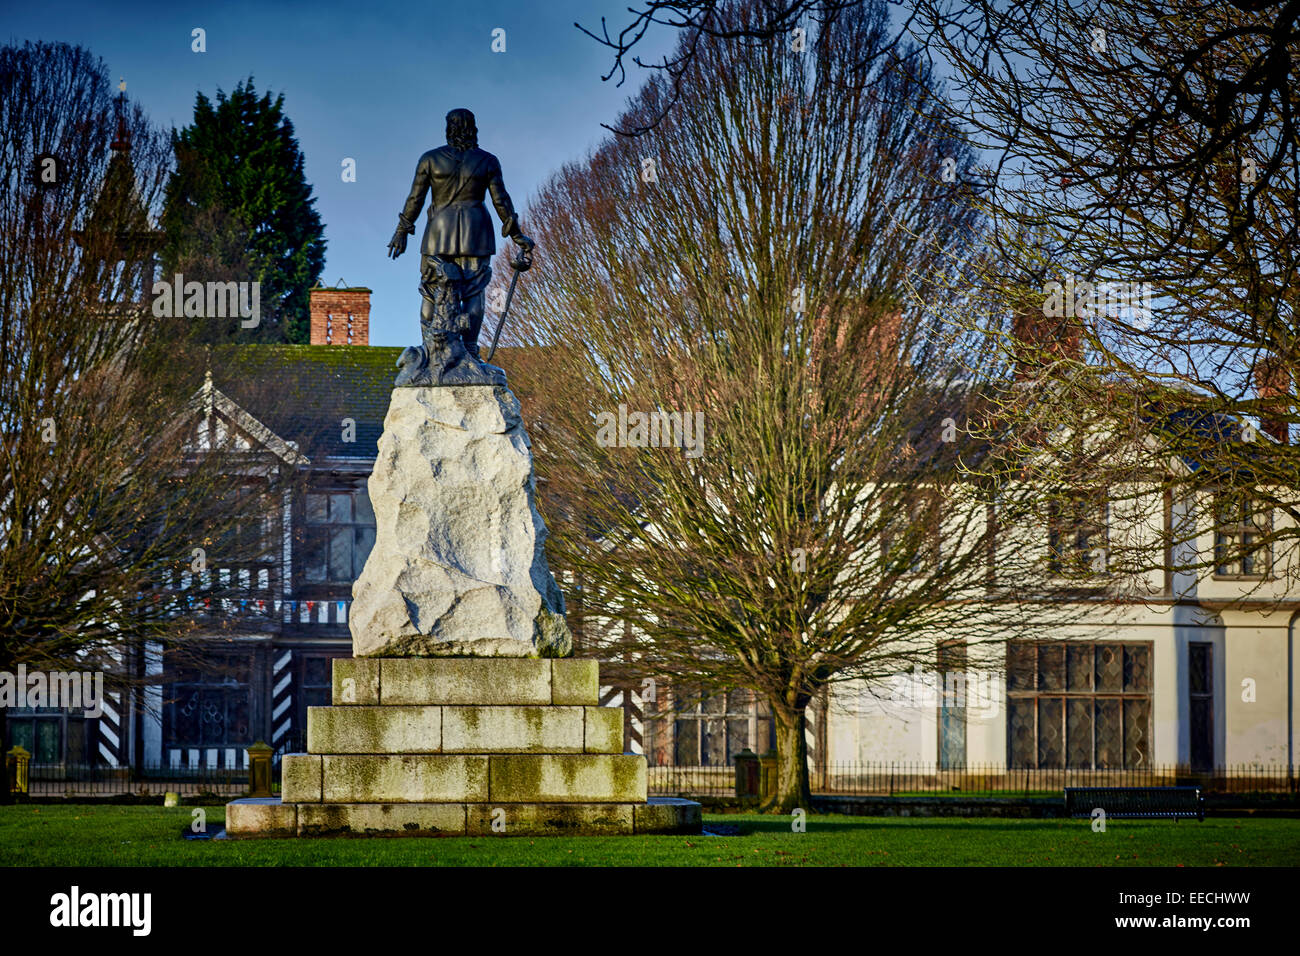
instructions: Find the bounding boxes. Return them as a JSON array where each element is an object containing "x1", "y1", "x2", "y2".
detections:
[
  {"x1": 211, "y1": 344, "x2": 400, "y2": 460},
  {"x1": 208, "y1": 344, "x2": 549, "y2": 462}
]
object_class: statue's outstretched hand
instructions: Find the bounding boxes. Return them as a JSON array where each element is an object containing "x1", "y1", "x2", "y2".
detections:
[
  {"x1": 388, "y1": 228, "x2": 408, "y2": 259},
  {"x1": 512, "y1": 233, "x2": 535, "y2": 252}
]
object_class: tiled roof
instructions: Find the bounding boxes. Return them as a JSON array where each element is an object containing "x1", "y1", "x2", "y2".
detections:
[
  {"x1": 211, "y1": 344, "x2": 400, "y2": 459},
  {"x1": 209, "y1": 344, "x2": 552, "y2": 461}
]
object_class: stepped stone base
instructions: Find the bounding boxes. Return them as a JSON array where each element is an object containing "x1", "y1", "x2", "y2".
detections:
[
  {"x1": 226, "y1": 797, "x2": 702, "y2": 837},
  {"x1": 226, "y1": 658, "x2": 701, "y2": 838}
]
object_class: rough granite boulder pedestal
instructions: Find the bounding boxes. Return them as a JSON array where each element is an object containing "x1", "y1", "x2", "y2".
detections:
[{"x1": 349, "y1": 385, "x2": 571, "y2": 658}]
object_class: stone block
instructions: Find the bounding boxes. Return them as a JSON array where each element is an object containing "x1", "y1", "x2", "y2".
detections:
[
  {"x1": 332, "y1": 658, "x2": 379, "y2": 705},
  {"x1": 442, "y1": 706, "x2": 584, "y2": 753},
  {"x1": 281, "y1": 754, "x2": 322, "y2": 803},
  {"x1": 225, "y1": 797, "x2": 297, "y2": 837},
  {"x1": 488, "y1": 754, "x2": 646, "y2": 803},
  {"x1": 466, "y1": 803, "x2": 634, "y2": 836},
  {"x1": 322, "y1": 754, "x2": 488, "y2": 803},
  {"x1": 298, "y1": 803, "x2": 466, "y2": 836},
  {"x1": 307, "y1": 705, "x2": 441, "y2": 754},
  {"x1": 381, "y1": 658, "x2": 551, "y2": 705},
  {"x1": 584, "y1": 707, "x2": 623, "y2": 753},
  {"x1": 551, "y1": 658, "x2": 598, "y2": 705},
  {"x1": 634, "y1": 797, "x2": 703, "y2": 834}
]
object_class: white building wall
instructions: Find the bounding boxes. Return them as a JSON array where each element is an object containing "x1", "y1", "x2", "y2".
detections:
[
  {"x1": 827, "y1": 678, "x2": 936, "y2": 764},
  {"x1": 825, "y1": 606, "x2": 1296, "y2": 768},
  {"x1": 1221, "y1": 612, "x2": 1292, "y2": 766}
]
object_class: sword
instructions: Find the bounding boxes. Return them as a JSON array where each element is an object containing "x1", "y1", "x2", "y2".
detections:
[{"x1": 485, "y1": 245, "x2": 533, "y2": 363}]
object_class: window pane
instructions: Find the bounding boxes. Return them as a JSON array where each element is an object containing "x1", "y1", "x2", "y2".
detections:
[
  {"x1": 329, "y1": 528, "x2": 352, "y2": 581},
  {"x1": 305, "y1": 687, "x2": 330, "y2": 708},
  {"x1": 306, "y1": 494, "x2": 328, "y2": 524},
  {"x1": 1190, "y1": 698, "x2": 1214, "y2": 770},
  {"x1": 1038, "y1": 645, "x2": 1064, "y2": 691},
  {"x1": 304, "y1": 530, "x2": 327, "y2": 583},
  {"x1": 1214, "y1": 531, "x2": 1235, "y2": 574},
  {"x1": 354, "y1": 526, "x2": 376, "y2": 578},
  {"x1": 10, "y1": 721, "x2": 33, "y2": 756},
  {"x1": 1124, "y1": 645, "x2": 1150, "y2": 692},
  {"x1": 701, "y1": 717, "x2": 726, "y2": 766},
  {"x1": 200, "y1": 690, "x2": 226, "y2": 746},
  {"x1": 1066, "y1": 645, "x2": 1092, "y2": 691},
  {"x1": 354, "y1": 491, "x2": 375, "y2": 526},
  {"x1": 1189, "y1": 643, "x2": 1212, "y2": 695},
  {"x1": 66, "y1": 718, "x2": 87, "y2": 764},
  {"x1": 1036, "y1": 698, "x2": 1063, "y2": 769},
  {"x1": 940, "y1": 705, "x2": 966, "y2": 769},
  {"x1": 726, "y1": 717, "x2": 750, "y2": 760},
  {"x1": 175, "y1": 691, "x2": 202, "y2": 746},
  {"x1": 938, "y1": 640, "x2": 967, "y2": 672},
  {"x1": 1095, "y1": 644, "x2": 1123, "y2": 692},
  {"x1": 1242, "y1": 535, "x2": 1262, "y2": 574},
  {"x1": 304, "y1": 657, "x2": 331, "y2": 686},
  {"x1": 228, "y1": 689, "x2": 250, "y2": 742},
  {"x1": 1007, "y1": 643, "x2": 1035, "y2": 692},
  {"x1": 1066, "y1": 699, "x2": 1092, "y2": 768},
  {"x1": 674, "y1": 718, "x2": 699, "y2": 766},
  {"x1": 329, "y1": 494, "x2": 352, "y2": 524},
  {"x1": 1095, "y1": 699, "x2": 1122, "y2": 768},
  {"x1": 36, "y1": 719, "x2": 61, "y2": 762},
  {"x1": 1008, "y1": 699, "x2": 1035, "y2": 767},
  {"x1": 1123, "y1": 698, "x2": 1150, "y2": 768}
]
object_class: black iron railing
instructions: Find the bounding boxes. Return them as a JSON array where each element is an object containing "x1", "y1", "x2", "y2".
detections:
[{"x1": 647, "y1": 761, "x2": 1299, "y2": 798}]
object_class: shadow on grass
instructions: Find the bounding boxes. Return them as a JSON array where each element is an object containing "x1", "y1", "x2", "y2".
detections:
[{"x1": 716, "y1": 814, "x2": 1195, "y2": 836}]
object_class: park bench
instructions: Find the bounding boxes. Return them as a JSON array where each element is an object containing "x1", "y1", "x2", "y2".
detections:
[{"x1": 1064, "y1": 786, "x2": 1204, "y2": 821}]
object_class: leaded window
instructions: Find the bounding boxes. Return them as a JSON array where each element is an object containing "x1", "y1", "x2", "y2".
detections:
[
  {"x1": 164, "y1": 653, "x2": 253, "y2": 749},
  {"x1": 302, "y1": 488, "x2": 376, "y2": 585},
  {"x1": 1007, "y1": 641, "x2": 1152, "y2": 769},
  {"x1": 648, "y1": 687, "x2": 770, "y2": 767},
  {"x1": 1213, "y1": 494, "x2": 1270, "y2": 577},
  {"x1": 1046, "y1": 493, "x2": 1108, "y2": 576},
  {"x1": 1189, "y1": 642, "x2": 1214, "y2": 771},
  {"x1": 938, "y1": 640, "x2": 967, "y2": 769}
]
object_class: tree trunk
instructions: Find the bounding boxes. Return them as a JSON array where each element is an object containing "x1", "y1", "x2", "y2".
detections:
[{"x1": 768, "y1": 703, "x2": 813, "y2": 814}]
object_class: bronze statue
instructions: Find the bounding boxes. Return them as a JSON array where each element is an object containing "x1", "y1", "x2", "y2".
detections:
[{"x1": 388, "y1": 108, "x2": 534, "y2": 386}]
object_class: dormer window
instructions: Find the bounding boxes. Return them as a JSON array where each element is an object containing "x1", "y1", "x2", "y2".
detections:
[{"x1": 1213, "y1": 493, "x2": 1270, "y2": 577}]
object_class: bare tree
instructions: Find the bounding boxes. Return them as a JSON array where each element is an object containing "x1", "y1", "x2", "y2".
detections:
[
  {"x1": 576, "y1": 0, "x2": 919, "y2": 135},
  {"x1": 0, "y1": 42, "x2": 295, "y2": 772},
  {"x1": 506, "y1": 1, "x2": 1091, "y2": 811},
  {"x1": 916, "y1": 1, "x2": 1300, "y2": 604}
]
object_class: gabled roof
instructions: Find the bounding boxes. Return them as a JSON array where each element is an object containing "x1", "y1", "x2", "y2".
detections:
[{"x1": 193, "y1": 371, "x2": 309, "y2": 465}]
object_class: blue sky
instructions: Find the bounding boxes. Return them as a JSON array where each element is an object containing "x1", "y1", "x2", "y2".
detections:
[{"x1": 3, "y1": 0, "x2": 673, "y2": 346}]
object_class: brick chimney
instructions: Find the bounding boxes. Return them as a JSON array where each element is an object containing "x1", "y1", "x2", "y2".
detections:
[
  {"x1": 309, "y1": 283, "x2": 370, "y2": 346},
  {"x1": 1012, "y1": 300, "x2": 1082, "y2": 381},
  {"x1": 1255, "y1": 353, "x2": 1291, "y2": 444}
]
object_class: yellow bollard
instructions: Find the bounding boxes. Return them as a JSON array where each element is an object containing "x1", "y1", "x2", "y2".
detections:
[
  {"x1": 246, "y1": 741, "x2": 274, "y2": 798},
  {"x1": 6, "y1": 745, "x2": 31, "y2": 795}
]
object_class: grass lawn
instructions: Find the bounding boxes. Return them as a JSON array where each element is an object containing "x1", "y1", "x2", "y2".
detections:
[{"x1": 2, "y1": 805, "x2": 1298, "y2": 866}]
